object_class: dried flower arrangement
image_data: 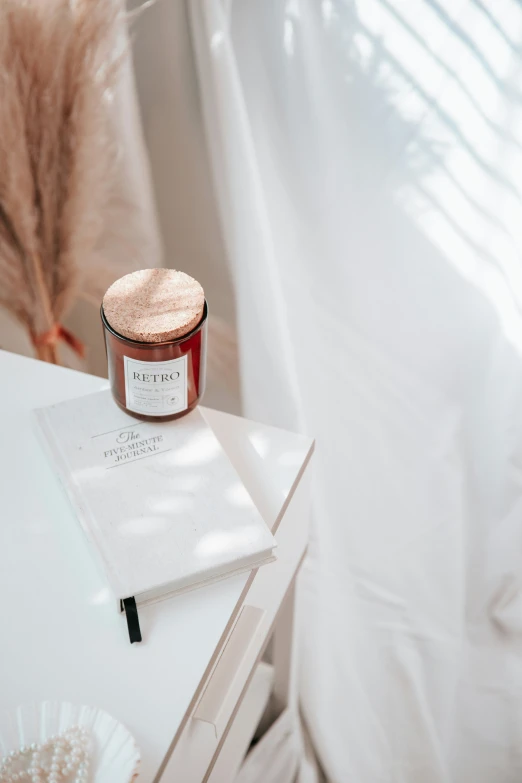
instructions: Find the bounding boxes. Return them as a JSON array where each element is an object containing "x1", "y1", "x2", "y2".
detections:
[{"x1": 0, "y1": 0, "x2": 124, "y2": 364}]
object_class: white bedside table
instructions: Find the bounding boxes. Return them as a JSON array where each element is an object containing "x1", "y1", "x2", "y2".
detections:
[{"x1": 0, "y1": 351, "x2": 313, "y2": 782}]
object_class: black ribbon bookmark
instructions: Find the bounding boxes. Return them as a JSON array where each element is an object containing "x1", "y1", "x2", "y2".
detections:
[{"x1": 122, "y1": 597, "x2": 142, "y2": 644}]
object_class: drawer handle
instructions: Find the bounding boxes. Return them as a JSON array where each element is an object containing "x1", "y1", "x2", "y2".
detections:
[{"x1": 194, "y1": 605, "x2": 266, "y2": 738}]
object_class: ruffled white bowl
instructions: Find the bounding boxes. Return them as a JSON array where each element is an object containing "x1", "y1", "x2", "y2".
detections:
[{"x1": 0, "y1": 702, "x2": 140, "y2": 782}]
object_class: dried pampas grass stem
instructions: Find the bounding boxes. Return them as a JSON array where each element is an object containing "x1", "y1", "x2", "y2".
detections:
[{"x1": 0, "y1": 0, "x2": 124, "y2": 363}]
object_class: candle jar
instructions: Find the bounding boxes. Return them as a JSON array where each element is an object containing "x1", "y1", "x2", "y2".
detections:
[{"x1": 101, "y1": 269, "x2": 208, "y2": 421}]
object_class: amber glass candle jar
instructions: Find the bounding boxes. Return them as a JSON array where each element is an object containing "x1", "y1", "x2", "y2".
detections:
[{"x1": 101, "y1": 269, "x2": 207, "y2": 421}]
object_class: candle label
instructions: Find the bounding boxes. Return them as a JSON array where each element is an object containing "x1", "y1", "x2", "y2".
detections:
[{"x1": 124, "y1": 354, "x2": 188, "y2": 416}]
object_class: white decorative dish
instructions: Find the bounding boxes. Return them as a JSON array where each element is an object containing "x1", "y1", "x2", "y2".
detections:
[{"x1": 0, "y1": 703, "x2": 140, "y2": 783}]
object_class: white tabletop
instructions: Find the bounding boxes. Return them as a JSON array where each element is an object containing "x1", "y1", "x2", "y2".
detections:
[{"x1": 0, "y1": 351, "x2": 312, "y2": 781}]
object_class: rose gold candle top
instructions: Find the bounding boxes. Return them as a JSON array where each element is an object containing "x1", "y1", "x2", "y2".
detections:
[{"x1": 102, "y1": 268, "x2": 205, "y2": 343}]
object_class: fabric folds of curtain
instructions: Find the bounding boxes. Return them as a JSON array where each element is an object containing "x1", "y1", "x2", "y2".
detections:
[{"x1": 190, "y1": 1, "x2": 522, "y2": 781}]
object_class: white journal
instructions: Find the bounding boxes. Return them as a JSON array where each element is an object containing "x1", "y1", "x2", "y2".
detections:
[{"x1": 34, "y1": 391, "x2": 276, "y2": 616}]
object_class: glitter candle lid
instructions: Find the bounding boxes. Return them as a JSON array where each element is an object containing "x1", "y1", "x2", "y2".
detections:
[{"x1": 102, "y1": 268, "x2": 205, "y2": 343}]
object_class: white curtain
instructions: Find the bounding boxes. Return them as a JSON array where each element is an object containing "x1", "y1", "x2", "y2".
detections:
[{"x1": 191, "y1": 1, "x2": 522, "y2": 781}]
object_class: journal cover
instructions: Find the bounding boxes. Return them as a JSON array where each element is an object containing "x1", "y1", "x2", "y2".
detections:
[{"x1": 34, "y1": 390, "x2": 276, "y2": 610}]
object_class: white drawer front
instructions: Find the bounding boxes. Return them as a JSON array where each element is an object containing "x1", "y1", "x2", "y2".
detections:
[
  {"x1": 194, "y1": 605, "x2": 266, "y2": 736},
  {"x1": 159, "y1": 466, "x2": 311, "y2": 783},
  {"x1": 207, "y1": 662, "x2": 274, "y2": 783}
]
